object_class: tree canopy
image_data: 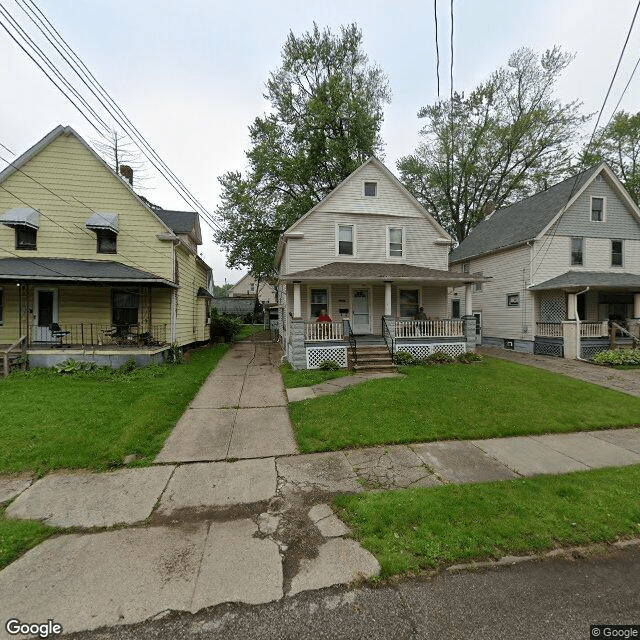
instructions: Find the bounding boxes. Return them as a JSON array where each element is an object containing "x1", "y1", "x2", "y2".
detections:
[
  {"x1": 398, "y1": 47, "x2": 589, "y2": 243},
  {"x1": 584, "y1": 110, "x2": 640, "y2": 204},
  {"x1": 215, "y1": 23, "x2": 391, "y2": 276}
]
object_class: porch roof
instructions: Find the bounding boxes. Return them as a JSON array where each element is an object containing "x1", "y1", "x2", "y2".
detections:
[
  {"x1": 0, "y1": 257, "x2": 177, "y2": 287},
  {"x1": 530, "y1": 271, "x2": 640, "y2": 291},
  {"x1": 279, "y1": 261, "x2": 489, "y2": 286}
]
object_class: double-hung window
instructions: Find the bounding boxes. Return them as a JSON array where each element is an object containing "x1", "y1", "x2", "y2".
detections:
[
  {"x1": 310, "y1": 288, "x2": 328, "y2": 319},
  {"x1": 611, "y1": 240, "x2": 623, "y2": 267},
  {"x1": 571, "y1": 237, "x2": 583, "y2": 266},
  {"x1": 388, "y1": 227, "x2": 403, "y2": 257},
  {"x1": 591, "y1": 197, "x2": 604, "y2": 222},
  {"x1": 399, "y1": 289, "x2": 419, "y2": 317},
  {"x1": 112, "y1": 289, "x2": 140, "y2": 326},
  {"x1": 337, "y1": 225, "x2": 354, "y2": 256}
]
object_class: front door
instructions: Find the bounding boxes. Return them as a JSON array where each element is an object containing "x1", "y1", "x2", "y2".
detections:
[
  {"x1": 32, "y1": 288, "x2": 58, "y2": 342},
  {"x1": 352, "y1": 288, "x2": 371, "y2": 334}
]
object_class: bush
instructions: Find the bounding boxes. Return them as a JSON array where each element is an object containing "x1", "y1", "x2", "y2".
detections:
[
  {"x1": 457, "y1": 351, "x2": 483, "y2": 364},
  {"x1": 210, "y1": 315, "x2": 243, "y2": 342},
  {"x1": 166, "y1": 342, "x2": 184, "y2": 365},
  {"x1": 118, "y1": 357, "x2": 138, "y2": 373},
  {"x1": 54, "y1": 359, "x2": 98, "y2": 375},
  {"x1": 592, "y1": 349, "x2": 640, "y2": 366},
  {"x1": 425, "y1": 351, "x2": 455, "y2": 365},
  {"x1": 319, "y1": 360, "x2": 340, "y2": 371},
  {"x1": 394, "y1": 351, "x2": 417, "y2": 365}
]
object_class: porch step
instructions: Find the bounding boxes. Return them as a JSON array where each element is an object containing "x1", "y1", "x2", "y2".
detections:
[
  {"x1": 351, "y1": 344, "x2": 396, "y2": 372},
  {"x1": 353, "y1": 364, "x2": 398, "y2": 373}
]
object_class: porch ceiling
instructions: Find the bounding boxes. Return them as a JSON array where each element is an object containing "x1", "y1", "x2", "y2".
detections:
[
  {"x1": 530, "y1": 271, "x2": 640, "y2": 292},
  {"x1": 0, "y1": 257, "x2": 177, "y2": 288},
  {"x1": 279, "y1": 261, "x2": 489, "y2": 286}
]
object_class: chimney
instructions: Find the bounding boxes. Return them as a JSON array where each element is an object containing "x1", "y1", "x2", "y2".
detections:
[
  {"x1": 119, "y1": 164, "x2": 133, "y2": 186},
  {"x1": 483, "y1": 201, "x2": 495, "y2": 218}
]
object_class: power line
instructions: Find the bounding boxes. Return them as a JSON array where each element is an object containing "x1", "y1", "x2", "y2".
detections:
[
  {"x1": 449, "y1": 0, "x2": 454, "y2": 101},
  {"x1": 434, "y1": 0, "x2": 440, "y2": 97}
]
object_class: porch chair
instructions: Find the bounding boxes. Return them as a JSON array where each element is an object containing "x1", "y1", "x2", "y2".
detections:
[{"x1": 50, "y1": 322, "x2": 71, "y2": 348}]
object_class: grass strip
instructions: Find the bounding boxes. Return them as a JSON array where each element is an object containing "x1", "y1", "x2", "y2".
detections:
[
  {"x1": 280, "y1": 362, "x2": 353, "y2": 389},
  {"x1": 289, "y1": 358, "x2": 640, "y2": 452},
  {"x1": 0, "y1": 506, "x2": 58, "y2": 570},
  {"x1": 334, "y1": 465, "x2": 640, "y2": 577}
]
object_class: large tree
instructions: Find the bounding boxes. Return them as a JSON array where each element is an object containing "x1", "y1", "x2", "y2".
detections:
[
  {"x1": 398, "y1": 47, "x2": 589, "y2": 243},
  {"x1": 583, "y1": 110, "x2": 640, "y2": 204},
  {"x1": 215, "y1": 23, "x2": 391, "y2": 276}
]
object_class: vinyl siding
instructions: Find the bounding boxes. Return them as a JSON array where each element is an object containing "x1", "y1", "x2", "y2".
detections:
[
  {"x1": 450, "y1": 245, "x2": 534, "y2": 341},
  {"x1": 0, "y1": 285, "x2": 19, "y2": 343},
  {"x1": 0, "y1": 132, "x2": 174, "y2": 280},
  {"x1": 283, "y1": 163, "x2": 449, "y2": 274},
  {"x1": 174, "y1": 246, "x2": 209, "y2": 346}
]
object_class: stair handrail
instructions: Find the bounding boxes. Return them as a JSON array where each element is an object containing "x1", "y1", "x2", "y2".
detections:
[
  {"x1": 611, "y1": 322, "x2": 640, "y2": 349},
  {"x1": 381, "y1": 316, "x2": 395, "y2": 361},
  {"x1": 344, "y1": 319, "x2": 357, "y2": 368},
  {"x1": 1, "y1": 335, "x2": 26, "y2": 378}
]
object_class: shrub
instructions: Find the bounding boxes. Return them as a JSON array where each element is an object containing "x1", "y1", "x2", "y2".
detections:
[
  {"x1": 166, "y1": 342, "x2": 184, "y2": 365},
  {"x1": 319, "y1": 360, "x2": 340, "y2": 371},
  {"x1": 118, "y1": 357, "x2": 138, "y2": 373},
  {"x1": 393, "y1": 351, "x2": 417, "y2": 365},
  {"x1": 426, "y1": 351, "x2": 455, "y2": 365},
  {"x1": 210, "y1": 315, "x2": 243, "y2": 342},
  {"x1": 592, "y1": 349, "x2": 640, "y2": 366},
  {"x1": 54, "y1": 359, "x2": 98, "y2": 375},
  {"x1": 457, "y1": 351, "x2": 483, "y2": 364}
]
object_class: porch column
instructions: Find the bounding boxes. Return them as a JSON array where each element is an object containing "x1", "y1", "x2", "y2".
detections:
[
  {"x1": 464, "y1": 283, "x2": 473, "y2": 317},
  {"x1": 384, "y1": 281, "x2": 392, "y2": 317},
  {"x1": 290, "y1": 318, "x2": 306, "y2": 370},
  {"x1": 567, "y1": 293, "x2": 577, "y2": 320},
  {"x1": 634, "y1": 292, "x2": 640, "y2": 319},
  {"x1": 293, "y1": 281, "x2": 302, "y2": 318}
]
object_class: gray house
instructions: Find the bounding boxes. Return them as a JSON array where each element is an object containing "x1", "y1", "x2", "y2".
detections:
[{"x1": 449, "y1": 163, "x2": 640, "y2": 359}]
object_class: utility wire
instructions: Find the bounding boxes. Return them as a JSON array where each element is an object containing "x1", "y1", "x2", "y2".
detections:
[
  {"x1": 434, "y1": 0, "x2": 440, "y2": 97},
  {"x1": 450, "y1": 0, "x2": 454, "y2": 102}
]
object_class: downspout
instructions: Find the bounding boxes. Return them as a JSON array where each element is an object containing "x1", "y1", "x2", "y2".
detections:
[{"x1": 575, "y1": 287, "x2": 589, "y2": 361}]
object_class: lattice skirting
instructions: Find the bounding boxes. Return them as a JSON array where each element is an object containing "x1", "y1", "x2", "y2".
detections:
[
  {"x1": 306, "y1": 346, "x2": 348, "y2": 369},
  {"x1": 534, "y1": 339, "x2": 564, "y2": 358},
  {"x1": 581, "y1": 343, "x2": 610, "y2": 360},
  {"x1": 395, "y1": 343, "x2": 466, "y2": 359}
]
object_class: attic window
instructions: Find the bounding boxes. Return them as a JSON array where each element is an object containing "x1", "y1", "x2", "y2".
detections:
[
  {"x1": 364, "y1": 181, "x2": 377, "y2": 197},
  {"x1": 16, "y1": 226, "x2": 37, "y2": 250},
  {"x1": 1, "y1": 207, "x2": 40, "y2": 250},
  {"x1": 97, "y1": 230, "x2": 117, "y2": 254},
  {"x1": 591, "y1": 196, "x2": 604, "y2": 222}
]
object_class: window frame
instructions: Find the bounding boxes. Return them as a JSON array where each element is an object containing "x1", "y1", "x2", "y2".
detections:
[
  {"x1": 111, "y1": 288, "x2": 140, "y2": 326},
  {"x1": 335, "y1": 223, "x2": 356, "y2": 257},
  {"x1": 590, "y1": 195, "x2": 606, "y2": 222},
  {"x1": 474, "y1": 271, "x2": 483, "y2": 292},
  {"x1": 506, "y1": 293, "x2": 520, "y2": 308},
  {"x1": 611, "y1": 239, "x2": 624, "y2": 267},
  {"x1": 363, "y1": 181, "x2": 378, "y2": 197},
  {"x1": 15, "y1": 225, "x2": 37, "y2": 250},
  {"x1": 387, "y1": 226, "x2": 405, "y2": 259},
  {"x1": 96, "y1": 229, "x2": 117, "y2": 254},
  {"x1": 570, "y1": 237, "x2": 584, "y2": 266},
  {"x1": 397, "y1": 288, "x2": 420, "y2": 318},
  {"x1": 451, "y1": 298, "x2": 461, "y2": 319},
  {"x1": 307, "y1": 285, "x2": 331, "y2": 320}
]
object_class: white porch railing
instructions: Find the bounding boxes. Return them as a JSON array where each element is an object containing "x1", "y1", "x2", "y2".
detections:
[
  {"x1": 395, "y1": 319, "x2": 464, "y2": 338},
  {"x1": 536, "y1": 321, "x2": 608, "y2": 338},
  {"x1": 304, "y1": 321, "x2": 344, "y2": 341},
  {"x1": 536, "y1": 322, "x2": 563, "y2": 337}
]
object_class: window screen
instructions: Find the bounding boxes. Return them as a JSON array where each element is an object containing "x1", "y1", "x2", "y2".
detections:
[{"x1": 338, "y1": 225, "x2": 353, "y2": 255}]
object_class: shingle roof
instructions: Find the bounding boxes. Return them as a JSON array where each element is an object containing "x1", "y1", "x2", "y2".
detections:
[
  {"x1": 279, "y1": 261, "x2": 488, "y2": 284},
  {"x1": 155, "y1": 209, "x2": 198, "y2": 234},
  {"x1": 529, "y1": 271, "x2": 640, "y2": 291},
  {"x1": 450, "y1": 166, "x2": 602, "y2": 263},
  {"x1": 0, "y1": 257, "x2": 176, "y2": 287}
]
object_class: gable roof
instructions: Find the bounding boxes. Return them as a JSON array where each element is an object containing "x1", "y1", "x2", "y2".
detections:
[
  {"x1": 450, "y1": 165, "x2": 605, "y2": 263},
  {"x1": 155, "y1": 209, "x2": 202, "y2": 244},
  {"x1": 275, "y1": 156, "x2": 453, "y2": 268}
]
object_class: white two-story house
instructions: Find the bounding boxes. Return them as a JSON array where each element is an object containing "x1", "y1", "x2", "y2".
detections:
[
  {"x1": 276, "y1": 157, "x2": 486, "y2": 369},
  {"x1": 449, "y1": 163, "x2": 640, "y2": 359}
]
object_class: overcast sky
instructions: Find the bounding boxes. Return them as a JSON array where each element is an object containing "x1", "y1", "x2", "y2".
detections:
[{"x1": 1, "y1": 0, "x2": 639, "y2": 284}]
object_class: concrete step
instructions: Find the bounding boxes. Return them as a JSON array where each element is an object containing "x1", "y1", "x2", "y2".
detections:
[
  {"x1": 357, "y1": 356, "x2": 394, "y2": 365},
  {"x1": 353, "y1": 363, "x2": 398, "y2": 373}
]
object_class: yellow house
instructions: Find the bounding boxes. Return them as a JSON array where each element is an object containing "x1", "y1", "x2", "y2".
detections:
[{"x1": 0, "y1": 125, "x2": 213, "y2": 369}]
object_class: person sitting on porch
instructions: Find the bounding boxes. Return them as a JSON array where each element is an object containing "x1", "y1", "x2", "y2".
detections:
[
  {"x1": 414, "y1": 307, "x2": 427, "y2": 320},
  {"x1": 316, "y1": 309, "x2": 332, "y2": 322}
]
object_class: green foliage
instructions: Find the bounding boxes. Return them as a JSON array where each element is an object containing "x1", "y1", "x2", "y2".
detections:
[
  {"x1": 212, "y1": 283, "x2": 233, "y2": 298},
  {"x1": 584, "y1": 110, "x2": 640, "y2": 204},
  {"x1": 215, "y1": 23, "x2": 391, "y2": 274},
  {"x1": 393, "y1": 351, "x2": 417, "y2": 365},
  {"x1": 280, "y1": 362, "x2": 352, "y2": 389},
  {"x1": 334, "y1": 465, "x2": 640, "y2": 576},
  {"x1": 425, "y1": 351, "x2": 455, "y2": 365},
  {"x1": 457, "y1": 351, "x2": 483, "y2": 364},
  {"x1": 0, "y1": 507, "x2": 58, "y2": 570},
  {"x1": 592, "y1": 349, "x2": 640, "y2": 366},
  {"x1": 54, "y1": 359, "x2": 99, "y2": 375},
  {"x1": 166, "y1": 342, "x2": 184, "y2": 365},
  {"x1": 118, "y1": 357, "x2": 138, "y2": 373},
  {"x1": 398, "y1": 46, "x2": 589, "y2": 242},
  {"x1": 319, "y1": 360, "x2": 340, "y2": 371},
  {"x1": 209, "y1": 315, "x2": 243, "y2": 342}
]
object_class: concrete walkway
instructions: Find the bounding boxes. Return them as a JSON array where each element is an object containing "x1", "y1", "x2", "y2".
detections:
[
  {"x1": 286, "y1": 371, "x2": 403, "y2": 402},
  {"x1": 479, "y1": 345, "x2": 640, "y2": 398}
]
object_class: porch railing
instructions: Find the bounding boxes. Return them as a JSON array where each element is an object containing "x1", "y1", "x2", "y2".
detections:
[
  {"x1": 27, "y1": 323, "x2": 168, "y2": 348},
  {"x1": 394, "y1": 319, "x2": 464, "y2": 338},
  {"x1": 304, "y1": 321, "x2": 344, "y2": 342},
  {"x1": 536, "y1": 322, "x2": 563, "y2": 337},
  {"x1": 381, "y1": 315, "x2": 394, "y2": 359},
  {"x1": 536, "y1": 321, "x2": 608, "y2": 338}
]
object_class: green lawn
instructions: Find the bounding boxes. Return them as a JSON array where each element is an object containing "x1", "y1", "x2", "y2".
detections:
[
  {"x1": 0, "y1": 507, "x2": 58, "y2": 570},
  {"x1": 235, "y1": 324, "x2": 267, "y2": 341},
  {"x1": 334, "y1": 465, "x2": 640, "y2": 577},
  {"x1": 289, "y1": 358, "x2": 640, "y2": 452},
  {"x1": 280, "y1": 362, "x2": 353, "y2": 389},
  {"x1": 0, "y1": 344, "x2": 228, "y2": 474}
]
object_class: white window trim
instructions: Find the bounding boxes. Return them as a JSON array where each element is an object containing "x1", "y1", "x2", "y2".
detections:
[
  {"x1": 362, "y1": 180, "x2": 378, "y2": 198},
  {"x1": 611, "y1": 238, "x2": 624, "y2": 268},
  {"x1": 396, "y1": 287, "x2": 421, "y2": 318},
  {"x1": 386, "y1": 225, "x2": 406, "y2": 260},
  {"x1": 590, "y1": 195, "x2": 606, "y2": 222},
  {"x1": 335, "y1": 223, "x2": 356, "y2": 257},
  {"x1": 570, "y1": 236, "x2": 585, "y2": 267},
  {"x1": 506, "y1": 293, "x2": 520, "y2": 308},
  {"x1": 307, "y1": 284, "x2": 332, "y2": 320}
]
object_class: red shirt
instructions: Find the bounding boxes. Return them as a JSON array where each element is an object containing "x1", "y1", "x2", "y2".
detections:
[{"x1": 317, "y1": 314, "x2": 332, "y2": 322}]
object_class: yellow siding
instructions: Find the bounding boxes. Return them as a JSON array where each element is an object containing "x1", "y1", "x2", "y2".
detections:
[
  {"x1": 0, "y1": 132, "x2": 174, "y2": 280},
  {"x1": 175, "y1": 246, "x2": 209, "y2": 346},
  {"x1": 0, "y1": 284, "x2": 20, "y2": 343}
]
